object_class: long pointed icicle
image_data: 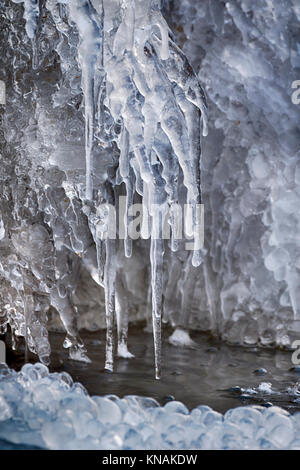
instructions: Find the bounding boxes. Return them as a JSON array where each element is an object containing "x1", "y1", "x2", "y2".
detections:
[
  {"x1": 150, "y1": 236, "x2": 164, "y2": 379},
  {"x1": 68, "y1": 0, "x2": 104, "y2": 201},
  {"x1": 104, "y1": 237, "x2": 116, "y2": 371}
]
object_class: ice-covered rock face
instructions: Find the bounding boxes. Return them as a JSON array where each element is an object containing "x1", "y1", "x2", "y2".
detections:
[
  {"x1": 1, "y1": 0, "x2": 207, "y2": 377},
  {"x1": 0, "y1": 0, "x2": 299, "y2": 374},
  {"x1": 163, "y1": 0, "x2": 300, "y2": 346}
]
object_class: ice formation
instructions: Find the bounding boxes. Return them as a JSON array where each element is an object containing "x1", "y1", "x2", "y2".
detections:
[
  {"x1": 0, "y1": 362, "x2": 300, "y2": 450},
  {"x1": 0, "y1": 0, "x2": 300, "y2": 377},
  {"x1": 1, "y1": 0, "x2": 208, "y2": 377},
  {"x1": 165, "y1": 0, "x2": 300, "y2": 347}
]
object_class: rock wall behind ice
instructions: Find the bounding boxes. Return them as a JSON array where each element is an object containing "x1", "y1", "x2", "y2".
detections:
[{"x1": 0, "y1": 0, "x2": 300, "y2": 367}]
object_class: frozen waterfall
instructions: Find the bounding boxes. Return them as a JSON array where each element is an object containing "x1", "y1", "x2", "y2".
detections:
[{"x1": 0, "y1": 0, "x2": 299, "y2": 378}]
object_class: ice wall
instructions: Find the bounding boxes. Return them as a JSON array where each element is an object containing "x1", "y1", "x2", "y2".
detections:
[
  {"x1": 0, "y1": 0, "x2": 299, "y2": 374},
  {"x1": 163, "y1": 0, "x2": 300, "y2": 347},
  {"x1": 1, "y1": 0, "x2": 208, "y2": 377}
]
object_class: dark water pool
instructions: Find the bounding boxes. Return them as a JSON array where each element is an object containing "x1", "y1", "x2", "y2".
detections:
[{"x1": 5, "y1": 325, "x2": 300, "y2": 414}]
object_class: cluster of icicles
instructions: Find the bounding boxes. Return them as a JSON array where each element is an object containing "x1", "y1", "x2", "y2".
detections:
[{"x1": 13, "y1": 0, "x2": 207, "y2": 379}]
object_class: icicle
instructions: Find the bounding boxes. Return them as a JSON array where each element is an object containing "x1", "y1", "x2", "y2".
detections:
[
  {"x1": 12, "y1": 0, "x2": 40, "y2": 68},
  {"x1": 180, "y1": 253, "x2": 198, "y2": 329},
  {"x1": 124, "y1": 174, "x2": 134, "y2": 258},
  {"x1": 103, "y1": 237, "x2": 116, "y2": 371},
  {"x1": 116, "y1": 275, "x2": 134, "y2": 358},
  {"x1": 67, "y1": 0, "x2": 104, "y2": 200},
  {"x1": 150, "y1": 235, "x2": 164, "y2": 379},
  {"x1": 158, "y1": 37, "x2": 208, "y2": 137},
  {"x1": 22, "y1": 272, "x2": 31, "y2": 364},
  {"x1": 153, "y1": 128, "x2": 179, "y2": 206},
  {"x1": 141, "y1": 183, "x2": 151, "y2": 240},
  {"x1": 119, "y1": 127, "x2": 130, "y2": 179},
  {"x1": 169, "y1": 203, "x2": 181, "y2": 252},
  {"x1": 168, "y1": 252, "x2": 198, "y2": 347},
  {"x1": 144, "y1": 280, "x2": 153, "y2": 333},
  {"x1": 148, "y1": 173, "x2": 167, "y2": 378},
  {"x1": 113, "y1": 0, "x2": 135, "y2": 57},
  {"x1": 149, "y1": 10, "x2": 170, "y2": 60},
  {"x1": 162, "y1": 254, "x2": 182, "y2": 324},
  {"x1": 119, "y1": 128, "x2": 134, "y2": 257},
  {"x1": 12, "y1": 0, "x2": 40, "y2": 39},
  {"x1": 171, "y1": 79, "x2": 205, "y2": 266},
  {"x1": 50, "y1": 285, "x2": 91, "y2": 362},
  {"x1": 191, "y1": 203, "x2": 204, "y2": 268}
]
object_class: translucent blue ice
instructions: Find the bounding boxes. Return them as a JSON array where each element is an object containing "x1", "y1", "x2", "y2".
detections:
[{"x1": 0, "y1": 363, "x2": 299, "y2": 450}]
